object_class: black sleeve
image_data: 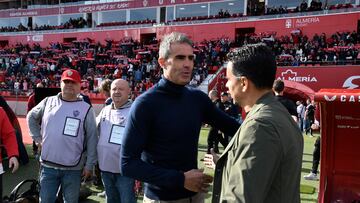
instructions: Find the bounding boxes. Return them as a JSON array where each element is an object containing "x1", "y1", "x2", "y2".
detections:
[{"x1": 287, "y1": 100, "x2": 298, "y2": 117}]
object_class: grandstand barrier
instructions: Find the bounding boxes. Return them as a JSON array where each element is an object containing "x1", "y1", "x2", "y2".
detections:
[{"x1": 315, "y1": 89, "x2": 360, "y2": 203}]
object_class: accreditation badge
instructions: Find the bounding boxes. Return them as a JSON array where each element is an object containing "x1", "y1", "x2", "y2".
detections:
[
  {"x1": 63, "y1": 117, "x2": 80, "y2": 137},
  {"x1": 109, "y1": 125, "x2": 125, "y2": 145}
]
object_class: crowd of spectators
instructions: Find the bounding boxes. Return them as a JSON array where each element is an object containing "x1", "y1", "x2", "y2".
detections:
[
  {"x1": 266, "y1": 0, "x2": 353, "y2": 15},
  {"x1": 240, "y1": 30, "x2": 360, "y2": 66},
  {"x1": 218, "y1": 9, "x2": 232, "y2": 18},
  {"x1": 0, "y1": 36, "x2": 234, "y2": 97},
  {"x1": 0, "y1": 17, "x2": 88, "y2": 32},
  {"x1": 97, "y1": 19, "x2": 155, "y2": 28},
  {"x1": 0, "y1": 30, "x2": 359, "y2": 97},
  {"x1": 0, "y1": 1, "x2": 356, "y2": 33}
]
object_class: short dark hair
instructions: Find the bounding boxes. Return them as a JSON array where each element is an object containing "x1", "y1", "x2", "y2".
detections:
[
  {"x1": 227, "y1": 43, "x2": 277, "y2": 89},
  {"x1": 221, "y1": 92, "x2": 228, "y2": 97},
  {"x1": 273, "y1": 79, "x2": 285, "y2": 93}
]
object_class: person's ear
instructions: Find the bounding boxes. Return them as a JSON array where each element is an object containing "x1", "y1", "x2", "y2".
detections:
[
  {"x1": 158, "y1": 57, "x2": 166, "y2": 69},
  {"x1": 239, "y1": 76, "x2": 248, "y2": 92}
]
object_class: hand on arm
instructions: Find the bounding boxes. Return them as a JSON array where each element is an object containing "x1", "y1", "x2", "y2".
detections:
[{"x1": 203, "y1": 148, "x2": 219, "y2": 170}]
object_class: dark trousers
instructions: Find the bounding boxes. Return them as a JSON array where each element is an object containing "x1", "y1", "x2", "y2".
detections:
[
  {"x1": 298, "y1": 117, "x2": 304, "y2": 132},
  {"x1": 306, "y1": 119, "x2": 314, "y2": 135},
  {"x1": 312, "y1": 137, "x2": 321, "y2": 174}
]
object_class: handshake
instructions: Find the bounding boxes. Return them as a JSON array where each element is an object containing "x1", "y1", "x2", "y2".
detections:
[{"x1": 183, "y1": 149, "x2": 220, "y2": 193}]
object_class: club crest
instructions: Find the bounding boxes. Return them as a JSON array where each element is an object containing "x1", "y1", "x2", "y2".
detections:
[{"x1": 73, "y1": 110, "x2": 80, "y2": 117}]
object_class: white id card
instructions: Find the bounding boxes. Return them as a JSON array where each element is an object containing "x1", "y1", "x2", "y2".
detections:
[
  {"x1": 109, "y1": 125, "x2": 125, "y2": 145},
  {"x1": 63, "y1": 117, "x2": 80, "y2": 137},
  {"x1": 0, "y1": 163, "x2": 4, "y2": 175}
]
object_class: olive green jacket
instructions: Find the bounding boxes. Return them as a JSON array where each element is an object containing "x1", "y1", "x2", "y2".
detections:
[{"x1": 212, "y1": 92, "x2": 303, "y2": 203}]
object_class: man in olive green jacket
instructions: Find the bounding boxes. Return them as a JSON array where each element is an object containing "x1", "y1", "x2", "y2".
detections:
[{"x1": 207, "y1": 44, "x2": 303, "y2": 203}]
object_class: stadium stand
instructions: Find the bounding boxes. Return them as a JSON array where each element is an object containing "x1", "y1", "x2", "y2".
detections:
[{"x1": 0, "y1": 30, "x2": 359, "y2": 98}]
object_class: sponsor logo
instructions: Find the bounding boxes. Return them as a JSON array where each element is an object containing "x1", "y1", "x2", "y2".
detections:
[
  {"x1": 342, "y1": 76, "x2": 360, "y2": 89},
  {"x1": 323, "y1": 95, "x2": 360, "y2": 102},
  {"x1": 277, "y1": 69, "x2": 317, "y2": 82},
  {"x1": 9, "y1": 11, "x2": 38, "y2": 17},
  {"x1": 143, "y1": 0, "x2": 148, "y2": 7},
  {"x1": 296, "y1": 17, "x2": 320, "y2": 24},
  {"x1": 324, "y1": 95, "x2": 336, "y2": 101},
  {"x1": 32, "y1": 35, "x2": 43, "y2": 42},
  {"x1": 78, "y1": 3, "x2": 129, "y2": 13},
  {"x1": 285, "y1": 19, "x2": 292, "y2": 28},
  {"x1": 26, "y1": 35, "x2": 43, "y2": 42},
  {"x1": 294, "y1": 17, "x2": 320, "y2": 27},
  {"x1": 340, "y1": 95, "x2": 360, "y2": 102},
  {"x1": 73, "y1": 110, "x2": 80, "y2": 117}
]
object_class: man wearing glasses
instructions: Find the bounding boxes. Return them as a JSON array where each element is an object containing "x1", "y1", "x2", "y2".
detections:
[{"x1": 120, "y1": 32, "x2": 239, "y2": 203}]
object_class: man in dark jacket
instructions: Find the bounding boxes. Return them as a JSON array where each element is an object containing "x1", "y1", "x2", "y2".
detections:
[
  {"x1": 273, "y1": 79, "x2": 298, "y2": 122},
  {"x1": 207, "y1": 90, "x2": 225, "y2": 153}
]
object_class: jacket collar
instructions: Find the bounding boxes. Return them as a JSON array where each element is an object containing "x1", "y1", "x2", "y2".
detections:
[{"x1": 219, "y1": 91, "x2": 275, "y2": 157}]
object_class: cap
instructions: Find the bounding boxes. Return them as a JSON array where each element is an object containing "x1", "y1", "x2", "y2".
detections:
[
  {"x1": 221, "y1": 92, "x2": 229, "y2": 97},
  {"x1": 61, "y1": 69, "x2": 81, "y2": 84}
]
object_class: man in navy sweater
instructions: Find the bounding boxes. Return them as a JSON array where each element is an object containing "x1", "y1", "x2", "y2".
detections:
[{"x1": 120, "y1": 32, "x2": 240, "y2": 202}]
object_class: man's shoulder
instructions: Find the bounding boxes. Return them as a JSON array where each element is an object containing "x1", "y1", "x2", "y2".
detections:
[
  {"x1": 252, "y1": 98, "x2": 289, "y2": 120},
  {"x1": 132, "y1": 89, "x2": 157, "y2": 108},
  {"x1": 185, "y1": 86, "x2": 208, "y2": 98}
]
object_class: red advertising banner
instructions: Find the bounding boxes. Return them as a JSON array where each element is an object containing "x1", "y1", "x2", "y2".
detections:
[
  {"x1": 276, "y1": 66, "x2": 360, "y2": 92},
  {"x1": 315, "y1": 89, "x2": 360, "y2": 203},
  {"x1": 211, "y1": 66, "x2": 360, "y2": 96},
  {"x1": 0, "y1": 0, "x2": 224, "y2": 18},
  {"x1": 315, "y1": 89, "x2": 360, "y2": 103}
]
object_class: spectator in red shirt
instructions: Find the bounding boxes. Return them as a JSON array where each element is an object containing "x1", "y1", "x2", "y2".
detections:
[
  {"x1": 27, "y1": 82, "x2": 44, "y2": 156},
  {"x1": 0, "y1": 106, "x2": 19, "y2": 199}
]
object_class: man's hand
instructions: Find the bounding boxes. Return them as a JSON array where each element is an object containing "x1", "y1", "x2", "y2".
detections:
[
  {"x1": 203, "y1": 148, "x2": 219, "y2": 170},
  {"x1": 184, "y1": 169, "x2": 213, "y2": 192},
  {"x1": 82, "y1": 168, "x2": 92, "y2": 181},
  {"x1": 9, "y1": 157, "x2": 19, "y2": 173}
]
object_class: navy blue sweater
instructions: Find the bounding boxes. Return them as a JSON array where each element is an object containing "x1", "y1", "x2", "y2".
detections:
[{"x1": 120, "y1": 78, "x2": 239, "y2": 200}]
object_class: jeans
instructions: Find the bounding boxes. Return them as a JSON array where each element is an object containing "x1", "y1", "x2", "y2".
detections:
[
  {"x1": 101, "y1": 171, "x2": 136, "y2": 203},
  {"x1": 298, "y1": 117, "x2": 304, "y2": 132},
  {"x1": 40, "y1": 166, "x2": 81, "y2": 203},
  {"x1": 305, "y1": 118, "x2": 314, "y2": 135}
]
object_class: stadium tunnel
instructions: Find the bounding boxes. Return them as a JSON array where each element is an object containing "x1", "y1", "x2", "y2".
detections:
[
  {"x1": 283, "y1": 80, "x2": 315, "y2": 102},
  {"x1": 283, "y1": 80, "x2": 320, "y2": 121}
]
